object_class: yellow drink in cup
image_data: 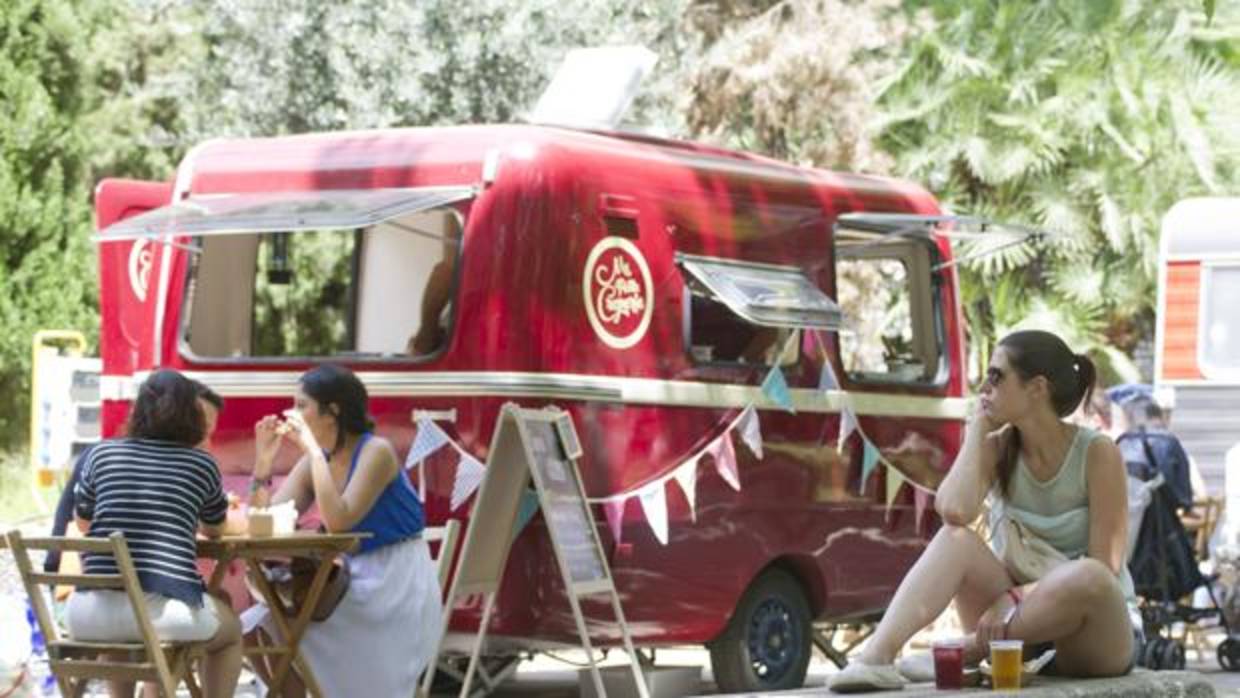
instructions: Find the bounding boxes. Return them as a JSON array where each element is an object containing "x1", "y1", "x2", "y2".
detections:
[
  {"x1": 990, "y1": 639, "x2": 1023, "y2": 690},
  {"x1": 36, "y1": 467, "x2": 56, "y2": 488}
]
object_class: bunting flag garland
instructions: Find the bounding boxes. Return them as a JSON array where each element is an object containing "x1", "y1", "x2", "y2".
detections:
[
  {"x1": 672, "y1": 460, "x2": 699, "y2": 522},
  {"x1": 450, "y1": 452, "x2": 486, "y2": 511},
  {"x1": 914, "y1": 488, "x2": 931, "y2": 534},
  {"x1": 737, "y1": 405, "x2": 764, "y2": 459},
  {"x1": 860, "y1": 440, "x2": 880, "y2": 494},
  {"x1": 885, "y1": 463, "x2": 907, "y2": 511},
  {"x1": 638, "y1": 482, "x2": 670, "y2": 545},
  {"x1": 713, "y1": 433, "x2": 741, "y2": 491},
  {"x1": 603, "y1": 498, "x2": 627, "y2": 545},
  {"x1": 513, "y1": 490, "x2": 540, "y2": 536},
  {"x1": 837, "y1": 409, "x2": 857, "y2": 454},
  {"x1": 761, "y1": 365, "x2": 795, "y2": 413},
  {"x1": 404, "y1": 417, "x2": 450, "y2": 469},
  {"x1": 818, "y1": 354, "x2": 839, "y2": 391}
]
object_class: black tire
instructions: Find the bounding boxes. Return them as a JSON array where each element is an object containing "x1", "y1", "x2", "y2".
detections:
[
  {"x1": 1142, "y1": 636, "x2": 1164, "y2": 670},
  {"x1": 1160, "y1": 639, "x2": 1186, "y2": 671},
  {"x1": 708, "y1": 569, "x2": 812, "y2": 693},
  {"x1": 1218, "y1": 637, "x2": 1240, "y2": 671}
]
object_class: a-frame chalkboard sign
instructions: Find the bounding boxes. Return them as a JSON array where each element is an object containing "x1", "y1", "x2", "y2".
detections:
[{"x1": 420, "y1": 403, "x2": 648, "y2": 698}]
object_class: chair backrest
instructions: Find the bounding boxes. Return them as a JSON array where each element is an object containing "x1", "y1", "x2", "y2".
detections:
[
  {"x1": 3, "y1": 529, "x2": 195, "y2": 698},
  {"x1": 423, "y1": 519, "x2": 461, "y2": 595}
]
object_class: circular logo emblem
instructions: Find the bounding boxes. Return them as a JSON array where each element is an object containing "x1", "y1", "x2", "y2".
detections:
[
  {"x1": 583, "y1": 237, "x2": 653, "y2": 349},
  {"x1": 127, "y1": 239, "x2": 153, "y2": 302}
]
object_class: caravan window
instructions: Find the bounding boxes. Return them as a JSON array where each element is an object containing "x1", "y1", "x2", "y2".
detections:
[
  {"x1": 1201, "y1": 265, "x2": 1240, "y2": 374},
  {"x1": 834, "y1": 238, "x2": 945, "y2": 384},
  {"x1": 181, "y1": 207, "x2": 464, "y2": 360},
  {"x1": 679, "y1": 255, "x2": 842, "y2": 367}
]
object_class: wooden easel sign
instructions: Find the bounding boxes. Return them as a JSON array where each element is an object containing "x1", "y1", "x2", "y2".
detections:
[{"x1": 420, "y1": 404, "x2": 648, "y2": 698}]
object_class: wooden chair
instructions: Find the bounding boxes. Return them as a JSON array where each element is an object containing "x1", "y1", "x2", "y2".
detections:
[{"x1": 5, "y1": 530, "x2": 207, "y2": 698}]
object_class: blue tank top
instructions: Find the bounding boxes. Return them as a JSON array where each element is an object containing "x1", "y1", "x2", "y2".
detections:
[{"x1": 341, "y1": 433, "x2": 425, "y2": 555}]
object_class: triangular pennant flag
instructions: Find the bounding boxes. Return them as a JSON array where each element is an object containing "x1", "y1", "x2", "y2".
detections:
[
  {"x1": 404, "y1": 418, "x2": 450, "y2": 470},
  {"x1": 449, "y1": 450, "x2": 486, "y2": 510},
  {"x1": 638, "y1": 481, "x2": 669, "y2": 545},
  {"x1": 859, "y1": 440, "x2": 880, "y2": 495},
  {"x1": 818, "y1": 358, "x2": 839, "y2": 391},
  {"x1": 603, "y1": 497, "x2": 627, "y2": 545},
  {"x1": 760, "y1": 365, "x2": 795, "y2": 413},
  {"x1": 914, "y1": 487, "x2": 931, "y2": 534},
  {"x1": 672, "y1": 458, "x2": 699, "y2": 521},
  {"x1": 708, "y1": 434, "x2": 741, "y2": 491},
  {"x1": 737, "y1": 406, "x2": 764, "y2": 460},
  {"x1": 512, "y1": 490, "x2": 540, "y2": 537},
  {"x1": 837, "y1": 409, "x2": 857, "y2": 454},
  {"x1": 886, "y1": 465, "x2": 907, "y2": 511}
]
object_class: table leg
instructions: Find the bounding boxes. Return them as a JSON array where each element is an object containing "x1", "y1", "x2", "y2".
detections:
[{"x1": 245, "y1": 557, "x2": 328, "y2": 698}]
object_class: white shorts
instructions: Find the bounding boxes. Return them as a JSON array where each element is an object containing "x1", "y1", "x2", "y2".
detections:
[{"x1": 66, "y1": 590, "x2": 220, "y2": 643}]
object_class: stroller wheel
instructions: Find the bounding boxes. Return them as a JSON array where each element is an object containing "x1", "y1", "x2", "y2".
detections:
[
  {"x1": 1159, "y1": 639, "x2": 1186, "y2": 671},
  {"x1": 1142, "y1": 636, "x2": 1165, "y2": 670},
  {"x1": 1218, "y1": 637, "x2": 1240, "y2": 672}
]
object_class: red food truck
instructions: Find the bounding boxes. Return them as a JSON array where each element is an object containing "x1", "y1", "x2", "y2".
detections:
[{"x1": 93, "y1": 124, "x2": 969, "y2": 691}]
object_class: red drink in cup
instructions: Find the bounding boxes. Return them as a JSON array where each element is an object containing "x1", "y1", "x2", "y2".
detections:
[{"x1": 933, "y1": 639, "x2": 965, "y2": 689}]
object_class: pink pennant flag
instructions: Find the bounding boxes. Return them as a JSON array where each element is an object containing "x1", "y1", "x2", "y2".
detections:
[
  {"x1": 914, "y1": 487, "x2": 931, "y2": 534},
  {"x1": 713, "y1": 434, "x2": 741, "y2": 491},
  {"x1": 672, "y1": 458, "x2": 699, "y2": 522},
  {"x1": 837, "y1": 409, "x2": 857, "y2": 454},
  {"x1": 638, "y1": 482, "x2": 670, "y2": 545},
  {"x1": 603, "y1": 498, "x2": 627, "y2": 546}
]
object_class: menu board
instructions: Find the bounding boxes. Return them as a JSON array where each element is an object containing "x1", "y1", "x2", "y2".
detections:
[{"x1": 524, "y1": 419, "x2": 608, "y2": 586}]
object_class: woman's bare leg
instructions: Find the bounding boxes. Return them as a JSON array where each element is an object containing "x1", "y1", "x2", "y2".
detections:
[
  {"x1": 857, "y1": 524, "x2": 1013, "y2": 664},
  {"x1": 987, "y1": 558, "x2": 1132, "y2": 676},
  {"x1": 201, "y1": 597, "x2": 243, "y2": 698}
]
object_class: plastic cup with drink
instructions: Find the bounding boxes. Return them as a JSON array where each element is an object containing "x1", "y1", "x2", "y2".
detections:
[
  {"x1": 990, "y1": 639, "x2": 1024, "y2": 691},
  {"x1": 932, "y1": 638, "x2": 966, "y2": 690}
]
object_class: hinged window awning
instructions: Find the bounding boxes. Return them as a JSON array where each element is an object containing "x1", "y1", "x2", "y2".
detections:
[
  {"x1": 678, "y1": 253, "x2": 842, "y2": 330},
  {"x1": 94, "y1": 186, "x2": 477, "y2": 242}
]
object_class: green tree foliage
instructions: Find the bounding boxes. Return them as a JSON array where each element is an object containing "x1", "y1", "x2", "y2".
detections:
[{"x1": 878, "y1": 0, "x2": 1240, "y2": 377}]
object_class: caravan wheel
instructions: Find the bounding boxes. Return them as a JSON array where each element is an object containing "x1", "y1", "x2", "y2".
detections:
[{"x1": 709, "y1": 569, "x2": 812, "y2": 692}]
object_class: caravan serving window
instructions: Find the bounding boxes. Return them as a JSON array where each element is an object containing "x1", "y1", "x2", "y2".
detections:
[
  {"x1": 1201, "y1": 264, "x2": 1240, "y2": 375},
  {"x1": 678, "y1": 255, "x2": 842, "y2": 367},
  {"x1": 833, "y1": 233, "x2": 945, "y2": 385},
  {"x1": 182, "y1": 207, "x2": 464, "y2": 360}
]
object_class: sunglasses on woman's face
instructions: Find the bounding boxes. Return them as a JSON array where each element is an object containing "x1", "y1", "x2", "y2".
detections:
[{"x1": 985, "y1": 366, "x2": 1007, "y2": 388}]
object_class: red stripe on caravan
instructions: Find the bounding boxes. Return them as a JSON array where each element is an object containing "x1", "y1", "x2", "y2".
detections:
[{"x1": 1162, "y1": 261, "x2": 1203, "y2": 380}]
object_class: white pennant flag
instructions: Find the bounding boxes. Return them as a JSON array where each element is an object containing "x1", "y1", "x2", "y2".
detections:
[
  {"x1": 837, "y1": 409, "x2": 857, "y2": 454},
  {"x1": 639, "y1": 481, "x2": 670, "y2": 545},
  {"x1": 603, "y1": 498, "x2": 627, "y2": 545},
  {"x1": 672, "y1": 458, "x2": 699, "y2": 522},
  {"x1": 404, "y1": 418, "x2": 450, "y2": 470},
  {"x1": 737, "y1": 405, "x2": 764, "y2": 460},
  {"x1": 713, "y1": 434, "x2": 741, "y2": 491},
  {"x1": 450, "y1": 449, "x2": 486, "y2": 510}
]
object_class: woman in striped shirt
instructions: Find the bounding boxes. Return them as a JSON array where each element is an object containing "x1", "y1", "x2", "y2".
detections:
[{"x1": 67, "y1": 369, "x2": 243, "y2": 698}]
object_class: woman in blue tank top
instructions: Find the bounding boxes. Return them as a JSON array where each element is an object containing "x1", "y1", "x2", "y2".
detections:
[{"x1": 247, "y1": 364, "x2": 442, "y2": 698}]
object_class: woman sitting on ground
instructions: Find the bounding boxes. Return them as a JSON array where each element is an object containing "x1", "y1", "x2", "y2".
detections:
[
  {"x1": 829, "y1": 329, "x2": 1137, "y2": 692},
  {"x1": 247, "y1": 363, "x2": 441, "y2": 698},
  {"x1": 67, "y1": 370, "x2": 243, "y2": 698}
]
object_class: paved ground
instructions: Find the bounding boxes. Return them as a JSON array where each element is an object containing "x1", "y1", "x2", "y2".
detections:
[{"x1": 7, "y1": 512, "x2": 1240, "y2": 696}]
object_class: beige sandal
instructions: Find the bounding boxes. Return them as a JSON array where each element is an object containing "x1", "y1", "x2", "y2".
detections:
[{"x1": 827, "y1": 661, "x2": 906, "y2": 693}]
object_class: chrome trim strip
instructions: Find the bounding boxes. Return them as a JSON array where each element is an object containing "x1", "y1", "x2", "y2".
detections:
[{"x1": 107, "y1": 370, "x2": 971, "y2": 419}]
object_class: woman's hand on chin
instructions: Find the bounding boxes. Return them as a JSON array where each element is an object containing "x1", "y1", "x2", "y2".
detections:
[{"x1": 282, "y1": 409, "x2": 322, "y2": 456}]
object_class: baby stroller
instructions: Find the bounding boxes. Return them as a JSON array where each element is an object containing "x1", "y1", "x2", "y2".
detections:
[{"x1": 1127, "y1": 460, "x2": 1240, "y2": 671}]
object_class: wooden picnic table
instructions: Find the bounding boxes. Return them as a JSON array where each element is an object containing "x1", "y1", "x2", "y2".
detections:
[{"x1": 197, "y1": 531, "x2": 368, "y2": 698}]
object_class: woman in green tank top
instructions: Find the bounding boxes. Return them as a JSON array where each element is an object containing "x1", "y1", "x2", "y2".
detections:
[{"x1": 830, "y1": 330, "x2": 1134, "y2": 692}]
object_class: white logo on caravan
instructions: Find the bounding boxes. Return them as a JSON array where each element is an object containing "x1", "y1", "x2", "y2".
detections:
[
  {"x1": 583, "y1": 237, "x2": 653, "y2": 349},
  {"x1": 128, "y1": 239, "x2": 153, "y2": 302}
]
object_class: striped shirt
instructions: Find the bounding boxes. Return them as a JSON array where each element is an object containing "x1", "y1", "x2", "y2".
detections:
[{"x1": 75, "y1": 438, "x2": 228, "y2": 607}]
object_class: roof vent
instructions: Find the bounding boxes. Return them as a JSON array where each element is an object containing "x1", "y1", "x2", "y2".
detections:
[{"x1": 528, "y1": 46, "x2": 657, "y2": 130}]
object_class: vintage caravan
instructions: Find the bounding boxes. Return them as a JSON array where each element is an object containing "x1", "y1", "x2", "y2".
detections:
[
  {"x1": 1155, "y1": 197, "x2": 1240, "y2": 495},
  {"x1": 93, "y1": 124, "x2": 969, "y2": 691}
]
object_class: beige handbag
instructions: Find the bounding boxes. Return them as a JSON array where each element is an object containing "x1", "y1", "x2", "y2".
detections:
[{"x1": 1000, "y1": 516, "x2": 1068, "y2": 584}]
